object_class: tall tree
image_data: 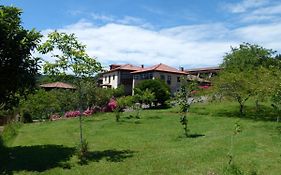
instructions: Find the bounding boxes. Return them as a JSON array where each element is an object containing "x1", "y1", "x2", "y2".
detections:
[
  {"x1": 0, "y1": 6, "x2": 42, "y2": 109},
  {"x1": 214, "y1": 71, "x2": 254, "y2": 115},
  {"x1": 221, "y1": 43, "x2": 275, "y2": 71},
  {"x1": 38, "y1": 31, "x2": 102, "y2": 144}
]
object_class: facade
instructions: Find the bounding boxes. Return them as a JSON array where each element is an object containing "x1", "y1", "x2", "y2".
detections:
[
  {"x1": 132, "y1": 63, "x2": 188, "y2": 94},
  {"x1": 101, "y1": 64, "x2": 143, "y2": 95},
  {"x1": 101, "y1": 63, "x2": 216, "y2": 95},
  {"x1": 185, "y1": 67, "x2": 221, "y2": 79}
]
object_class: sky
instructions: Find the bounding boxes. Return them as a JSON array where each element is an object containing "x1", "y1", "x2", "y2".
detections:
[{"x1": 2, "y1": 0, "x2": 281, "y2": 69}]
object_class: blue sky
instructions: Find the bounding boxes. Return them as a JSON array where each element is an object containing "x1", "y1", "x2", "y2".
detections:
[{"x1": 2, "y1": 0, "x2": 281, "y2": 69}]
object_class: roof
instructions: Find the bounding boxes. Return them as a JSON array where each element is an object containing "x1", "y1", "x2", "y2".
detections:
[
  {"x1": 132, "y1": 63, "x2": 188, "y2": 75},
  {"x1": 107, "y1": 64, "x2": 142, "y2": 73},
  {"x1": 185, "y1": 66, "x2": 221, "y2": 72},
  {"x1": 186, "y1": 75, "x2": 211, "y2": 83},
  {"x1": 39, "y1": 82, "x2": 76, "y2": 89}
]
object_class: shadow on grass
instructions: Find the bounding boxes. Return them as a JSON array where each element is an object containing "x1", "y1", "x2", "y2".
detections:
[
  {"x1": 0, "y1": 144, "x2": 75, "y2": 174},
  {"x1": 178, "y1": 134, "x2": 205, "y2": 139},
  {"x1": 86, "y1": 149, "x2": 135, "y2": 163},
  {"x1": 146, "y1": 116, "x2": 162, "y2": 120},
  {"x1": 213, "y1": 105, "x2": 278, "y2": 122}
]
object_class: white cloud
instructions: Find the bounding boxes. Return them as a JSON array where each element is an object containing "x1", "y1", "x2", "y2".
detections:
[
  {"x1": 41, "y1": 18, "x2": 281, "y2": 69},
  {"x1": 224, "y1": 0, "x2": 268, "y2": 13}
]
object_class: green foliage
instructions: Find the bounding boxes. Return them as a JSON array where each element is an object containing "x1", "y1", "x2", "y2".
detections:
[
  {"x1": 271, "y1": 83, "x2": 281, "y2": 122},
  {"x1": 135, "y1": 79, "x2": 170, "y2": 105},
  {"x1": 38, "y1": 31, "x2": 102, "y2": 78},
  {"x1": 22, "y1": 111, "x2": 33, "y2": 123},
  {"x1": 76, "y1": 139, "x2": 89, "y2": 165},
  {"x1": 217, "y1": 43, "x2": 281, "y2": 115},
  {"x1": 1, "y1": 122, "x2": 22, "y2": 145},
  {"x1": 133, "y1": 88, "x2": 155, "y2": 106},
  {"x1": 114, "y1": 96, "x2": 133, "y2": 122},
  {"x1": 0, "y1": 5, "x2": 42, "y2": 109},
  {"x1": 176, "y1": 78, "x2": 198, "y2": 137},
  {"x1": 214, "y1": 71, "x2": 254, "y2": 115},
  {"x1": 221, "y1": 43, "x2": 276, "y2": 71},
  {"x1": 20, "y1": 89, "x2": 61, "y2": 120}
]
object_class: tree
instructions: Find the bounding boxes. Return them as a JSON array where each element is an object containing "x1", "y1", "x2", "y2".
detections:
[
  {"x1": 176, "y1": 78, "x2": 198, "y2": 137},
  {"x1": 0, "y1": 6, "x2": 42, "y2": 109},
  {"x1": 20, "y1": 89, "x2": 61, "y2": 120},
  {"x1": 271, "y1": 83, "x2": 281, "y2": 122},
  {"x1": 221, "y1": 43, "x2": 275, "y2": 72},
  {"x1": 214, "y1": 71, "x2": 254, "y2": 115},
  {"x1": 38, "y1": 31, "x2": 102, "y2": 145},
  {"x1": 217, "y1": 43, "x2": 281, "y2": 114},
  {"x1": 135, "y1": 79, "x2": 170, "y2": 106}
]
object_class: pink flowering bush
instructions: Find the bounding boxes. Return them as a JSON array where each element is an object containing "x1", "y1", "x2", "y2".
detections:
[
  {"x1": 83, "y1": 108, "x2": 95, "y2": 116},
  {"x1": 49, "y1": 113, "x2": 61, "y2": 121},
  {"x1": 107, "y1": 98, "x2": 117, "y2": 112},
  {"x1": 64, "y1": 110, "x2": 81, "y2": 118}
]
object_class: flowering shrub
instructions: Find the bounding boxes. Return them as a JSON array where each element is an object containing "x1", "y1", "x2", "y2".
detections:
[
  {"x1": 64, "y1": 110, "x2": 81, "y2": 118},
  {"x1": 49, "y1": 113, "x2": 61, "y2": 121},
  {"x1": 107, "y1": 98, "x2": 117, "y2": 112},
  {"x1": 83, "y1": 108, "x2": 95, "y2": 116}
]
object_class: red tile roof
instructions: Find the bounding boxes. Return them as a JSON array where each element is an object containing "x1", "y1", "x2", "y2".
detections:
[
  {"x1": 185, "y1": 66, "x2": 221, "y2": 72},
  {"x1": 132, "y1": 63, "x2": 188, "y2": 75},
  {"x1": 107, "y1": 64, "x2": 142, "y2": 72},
  {"x1": 40, "y1": 82, "x2": 76, "y2": 89}
]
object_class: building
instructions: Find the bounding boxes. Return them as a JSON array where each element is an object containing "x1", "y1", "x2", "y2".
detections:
[
  {"x1": 132, "y1": 63, "x2": 188, "y2": 94},
  {"x1": 101, "y1": 64, "x2": 143, "y2": 95},
  {"x1": 101, "y1": 63, "x2": 217, "y2": 95},
  {"x1": 39, "y1": 82, "x2": 76, "y2": 90},
  {"x1": 185, "y1": 67, "x2": 221, "y2": 79}
]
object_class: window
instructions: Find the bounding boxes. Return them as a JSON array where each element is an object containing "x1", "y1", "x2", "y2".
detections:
[
  {"x1": 177, "y1": 77, "x2": 180, "y2": 83},
  {"x1": 160, "y1": 74, "x2": 165, "y2": 80},
  {"x1": 134, "y1": 75, "x2": 139, "y2": 80},
  {"x1": 167, "y1": 75, "x2": 171, "y2": 85},
  {"x1": 105, "y1": 76, "x2": 107, "y2": 82},
  {"x1": 148, "y1": 72, "x2": 153, "y2": 79},
  {"x1": 109, "y1": 75, "x2": 111, "y2": 83},
  {"x1": 113, "y1": 74, "x2": 115, "y2": 80}
]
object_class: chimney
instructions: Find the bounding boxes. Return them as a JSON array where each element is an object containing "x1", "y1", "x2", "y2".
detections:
[
  {"x1": 110, "y1": 64, "x2": 121, "y2": 70},
  {"x1": 141, "y1": 64, "x2": 144, "y2": 68},
  {"x1": 180, "y1": 66, "x2": 184, "y2": 71}
]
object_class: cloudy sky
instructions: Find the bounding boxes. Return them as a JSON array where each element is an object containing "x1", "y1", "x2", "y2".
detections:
[{"x1": 3, "y1": 0, "x2": 281, "y2": 69}]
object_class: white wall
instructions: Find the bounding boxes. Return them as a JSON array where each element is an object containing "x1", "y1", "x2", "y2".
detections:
[{"x1": 102, "y1": 71, "x2": 119, "y2": 88}]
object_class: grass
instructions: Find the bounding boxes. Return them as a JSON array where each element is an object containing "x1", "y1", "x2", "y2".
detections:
[{"x1": 1, "y1": 101, "x2": 280, "y2": 175}]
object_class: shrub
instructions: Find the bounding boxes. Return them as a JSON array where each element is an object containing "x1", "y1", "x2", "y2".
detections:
[
  {"x1": 1, "y1": 122, "x2": 22, "y2": 145},
  {"x1": 22, "y1": 111, "x2": 33, "y2": 123},
  {"x1": 76, "y1": 139, "x2": 89, "y2": 164},
  {"x1": 135, "y1": 79, "x2": 170, "y2": 106},
  {"x1": 64, "y1": 111, "x2": 81, "y2": 118}
]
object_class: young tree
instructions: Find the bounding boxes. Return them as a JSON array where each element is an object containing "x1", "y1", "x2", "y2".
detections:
[
  {"x1": 214, "y1": 71, "x2": 254, "y2": 115},
  {"x1": 0, "y1": 6, "x2": 42, "y2": 109},
  {"x1": 176, "y1": 78, "x2": 198, "y2": 137},
  {"x1": 38, "y1": 31, "x2": 102, "y2": 144}
]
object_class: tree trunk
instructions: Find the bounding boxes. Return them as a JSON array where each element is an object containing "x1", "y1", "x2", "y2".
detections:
[
  {"x1": 239, "y1": 103, "x2": 244, "y2": 115},
  {"x1": 255, "y1": 99, "x2": 260, "y2": 112}
]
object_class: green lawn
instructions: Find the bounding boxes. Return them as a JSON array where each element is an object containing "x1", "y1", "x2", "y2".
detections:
[{"x1": 1, "y1": 101, "x2": 281, "y2": 175}]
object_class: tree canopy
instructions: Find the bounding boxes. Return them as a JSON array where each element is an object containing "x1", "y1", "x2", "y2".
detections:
[
  {"x1": 135, "y1": 79, "x2": 170, "y2": 106},
  {"x1": 0, "y1": 6, "x2": 42, "y2": 109},
  {"x1": 38, "y1": 31, "x2": 102, "y2": 78}
]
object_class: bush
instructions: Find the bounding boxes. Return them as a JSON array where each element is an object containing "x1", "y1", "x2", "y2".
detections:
[
  {"x1": 22, "y1": 111, "x2": 33, "y2": 123},
  {"x1": 1, "y1": 122, "x2": 22, "y2": 145},
  {"x1": 20, "y1": 89, "x2": 61, "y2": 120},
  {"x1": 135, "y1": 79, "x2": 170, "y2": 106},
  {"x1": 76, "y1": 139, "x2": 89, "y2": 164}
]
